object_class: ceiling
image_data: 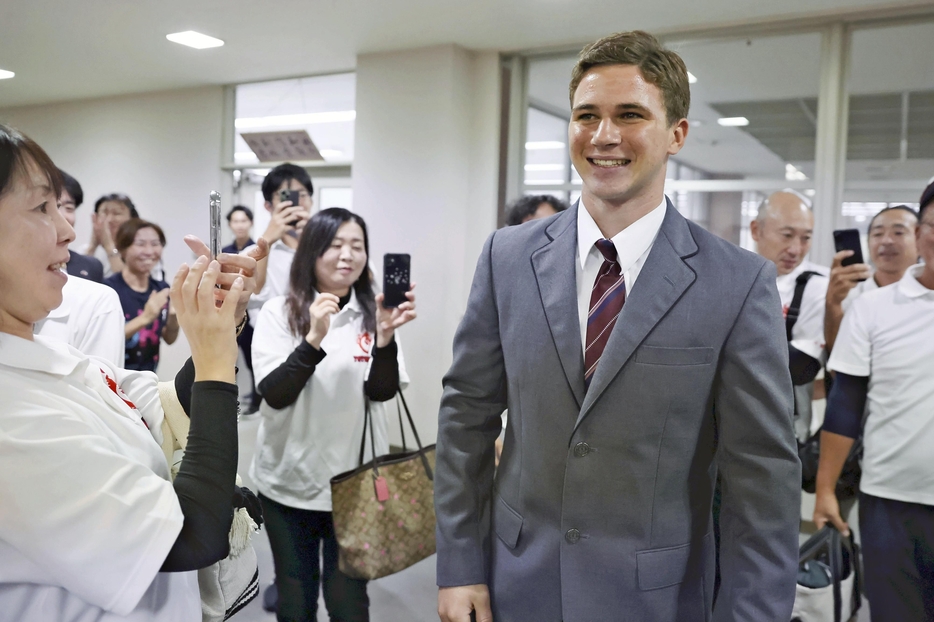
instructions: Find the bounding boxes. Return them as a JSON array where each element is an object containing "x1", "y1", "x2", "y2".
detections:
[{"x1": 0, "y1": 0, "x2": 925, "y2": 108}]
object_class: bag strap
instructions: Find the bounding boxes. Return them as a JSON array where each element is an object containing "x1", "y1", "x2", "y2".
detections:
[
  {"x1": 354, "y1": 387, "x2": 433, "y2": 480},
  {"x1": 786, "y1": 271, "x2": 820, "y2": 341},
  {"x1": 830, "y1": 527, "x2": 843, "y2": 622},
  {"x1": 397, "y1": 398, "x2": 408, "y2": 452}
]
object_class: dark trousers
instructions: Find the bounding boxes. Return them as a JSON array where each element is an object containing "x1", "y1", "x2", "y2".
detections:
[
  {"x1": 260, "y1": 493, "x2": 369, "y2": 622},
  {"x1": 237, "y1": 318, "x2": 258, "y2": 406},
  {"x1": 860, "y1": 492, "x2": 934, "y2": 621}
]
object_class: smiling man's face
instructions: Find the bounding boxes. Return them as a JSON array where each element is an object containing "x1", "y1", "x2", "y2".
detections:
[{"x1": 569, "y1": 64, "x2": 687, "y2": 211}]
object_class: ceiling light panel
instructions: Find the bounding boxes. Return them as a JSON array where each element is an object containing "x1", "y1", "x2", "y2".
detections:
[
  {"x1": 687, "y1": 72, "x2": 697, "y2": 84},
  {"x1": 0, "y1": 69, "x2": 14, "y2": 80},
  {"x1": 166, "y1": 31, "x2": 224, "y2": 50},
  {"x1": 235, "y1": 110, "x2": 356, "y2": 129},
  {"x1": 717, "y1": 116, "x2": 749, "y2": 127}
]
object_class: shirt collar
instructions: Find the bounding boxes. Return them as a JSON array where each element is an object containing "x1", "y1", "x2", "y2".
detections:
[
  {"x1": 898, "y1": 264, "x2": 934, "y2": 299},
  {"x1": 577, "y1": 196, "x2": 667, "y2": 270},
  {"x1": 0, "y1": 333, "x2": 88, "y2": 377}
]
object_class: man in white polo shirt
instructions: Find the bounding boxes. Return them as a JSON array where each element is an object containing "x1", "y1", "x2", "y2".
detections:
[
  {"x1": 751, "y1": 190, "x2": 829, "y2": 439},
  {"x1": 814, "y1": 195, "x2": 934, "y2": 619},
  {"x1": 824, "y1": 205, "x2": 918, "y2": 353}
]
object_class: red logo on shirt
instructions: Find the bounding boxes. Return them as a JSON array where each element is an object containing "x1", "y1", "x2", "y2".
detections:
[
  {"x1": 99, "y1": 369, "x2": 148, "y2": 429},
  {"x1": 357, "y1": 332, "x2": 373, "y2": 353}
]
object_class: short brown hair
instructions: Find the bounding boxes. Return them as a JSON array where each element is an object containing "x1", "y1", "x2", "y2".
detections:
[
  {"x1": 569, "y1": 31, "x2": 691, "y2": 127},
  {"x1": 115, "y1": 218, "x2": 166, "y2": 259}
]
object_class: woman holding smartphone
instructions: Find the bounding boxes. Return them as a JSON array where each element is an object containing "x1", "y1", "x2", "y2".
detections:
[
  {"x1": 0, "y1": 123, "x2": 266, "y2": 620},
  {"x1": 251, "y1": 207, "x2": 416, "y2": 622}
]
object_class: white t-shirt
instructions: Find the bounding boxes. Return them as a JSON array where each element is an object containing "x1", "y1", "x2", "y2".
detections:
[
  {"x1": 776, "y1": 260, "x2": 829, "y2": 361},
  {"x1": 34, "y1": 274, "x2": 126, "y2": 368},
  {"x1": 827, "y1": 264, "x2": 934, "y2": 505},
  {"x1": 840, "y1": 273, "x2": 880, "y2": 314},
  {"x1": 250, "y1": 292, "x2": 409, "y2": 511},
  {"x1": 0, "y1": 334, "x2": 199, "y2": 621},
  {"x1": 245, "y1": 239, "x2": 296, "y2": 326},
  {"x1": 576, "y1": 197, "x2": 665, "y2": 350}
]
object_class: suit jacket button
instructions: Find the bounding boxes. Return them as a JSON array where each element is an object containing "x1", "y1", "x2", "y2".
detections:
[
  {"x1": 573, "y1": 442, "x2": 591, "y2": 457},
  {"x1": 565, "y1": 529, "x2": 581, "y2": 544}
]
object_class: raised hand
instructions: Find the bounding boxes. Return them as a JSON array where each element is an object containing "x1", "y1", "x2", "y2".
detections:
[
  {"x1": 305, "y1": 293, "x2": 341, "y2": 350},
  {"x1": 183, "y1": 235, "x2": 269, "y2": 322},
  {"x1": 170, "y1": 256, "x2": 243, "y2": 384},
  {"x1": 263, "y1": 200, "x2": 309, "y2": 245},
  {"x1": 143, "y1": 288, "x2": 171, "y2": 323},
  {"x1": 826, "y1": 250, "x2": 871, "y2": 307},
  {"x1": 375, "y1": 284, "x2": 417, "y2": 348}
]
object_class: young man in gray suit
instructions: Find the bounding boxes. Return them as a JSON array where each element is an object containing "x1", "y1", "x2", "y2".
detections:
[{"x1": 435, "y1": 30, "x2": 800, "y2": 622}]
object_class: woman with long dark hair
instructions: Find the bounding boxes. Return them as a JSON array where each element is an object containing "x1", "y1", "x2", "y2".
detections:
[
  {"x1": 0, "y1": 123, "x2": 266, "y2": 620},
  {"x1": 251, "y1": 207, "x2": 417, "y2": 622}
]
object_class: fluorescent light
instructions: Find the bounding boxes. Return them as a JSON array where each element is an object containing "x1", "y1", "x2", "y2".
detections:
[
  {"x1": 235, "y1": 110, "x2": 356, "y2": 129},
  {"x1": 524, "y1": 164, "x2": 565, "y2": 171},
  {"x1": 785, "y1": 163, "x2": 808, "y2": 181},
  {"x1": 687, "y1": 71, "x2": 697, "y2": 84},
  {"x1": 717, "y1": 116, "x2": 749, "y2": 127},
  {"x1": 319, "y1": 149, "x2": 344, "y2": 159},
  {"x1": 234, "y1": 151, "x2": 259, "y2": 163},
  {"x1": 525, "y1": 141, "x2": 565, "y2": 150},
  {"x1": 166, "y1": 31, "x2": 224, "y2": 50},
  {"x1": 0, "y1": 69, "x2": 14, "y2": 80}
]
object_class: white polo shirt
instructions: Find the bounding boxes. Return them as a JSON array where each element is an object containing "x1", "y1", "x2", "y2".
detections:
[
  {"x1": 0, "y1": 334, "x2": 199, "y2": 621},
  {"x1": 840, "y1": 273, "x2": 879, "y2": 314},
  {"x1": 250, "y1": 292, "x2": 409, "y2": 511},
  {"x1": 827, "y1": 264, "x2": 934, "y2": 505},
  {"x1": 34, "y1": 274, "x2": 126, "y2": 368},
  {"x1": 776, "y1": 260, "x2": 829, "y2": 360}
]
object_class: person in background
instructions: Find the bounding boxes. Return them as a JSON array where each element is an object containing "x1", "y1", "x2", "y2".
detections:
[
  {"x1": 751, "y1": 190, "x2": 829, "y2": 439},
  {"x1": 814, "y1": 193, "x2": 934, "y2": 621},
  {"x1": 251, "y1": 208, "x2": 416, "y2": 622},
  {"x1": 86, "y1": 192, "x2": 140, "y2": 277},
  {"x1": 0, "y1": 122, "x2": 263, "y2": 622},
  {"x1": 104, "y1": 218, "x2": 178, "y2": 372},
  {"x1": 225, "y1": 204, "x2": 259, "y2": 413},
  {"x1": 224, "y1": 205, "x2": 256, "y2": 254},
  {"x1": 249, "y1": 163, "x2": 314, "y2": 307},
  {"x1": 504, "y1": 194, "x2": 568, "y2": 226},
  {"x1": 57, "y1": 169, "x2": 104, "y2": 282},
  {"x1": 824, "y1": 205, "x2": 918, "y2": 353}
]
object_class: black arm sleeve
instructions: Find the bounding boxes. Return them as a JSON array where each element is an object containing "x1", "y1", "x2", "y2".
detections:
[
  {"x1": 365, "y1": 338, "x2": 400, "y2": 402},
  {"x1": 823, "y1": 372, "x2": 869, "y2": 440},
  {"x1": 788, "y1": 344, "x2": 822, "y2": 386},
  {"x1": 161, "y1": 381, "x2": 239, "y2": 572},
  {"x1": 257, "y1": 341, "x2": 327, "y2": 409},
  {"x1": 173, "y1": 357, "x2": 196, "y2": 416}
]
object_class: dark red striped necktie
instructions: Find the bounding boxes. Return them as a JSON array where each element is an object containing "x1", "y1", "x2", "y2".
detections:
[{"x1": 584, "y1": 239, "x2": 626, "y2": 387}]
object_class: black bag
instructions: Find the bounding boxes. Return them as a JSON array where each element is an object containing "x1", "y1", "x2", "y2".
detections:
[
  {"x1": 791, "y1": 526, "x2": 861, "y2": 622},
  {"x1": 787, "y1": 271, "x2": 862, "y2": 499},
  {"x1": 798, "y1": 434, "x2": 862, "y2": 500}
]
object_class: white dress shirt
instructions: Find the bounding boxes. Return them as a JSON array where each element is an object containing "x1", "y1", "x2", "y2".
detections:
[
  {"x1": 775, "y1": 260, "x2": 829, "y2": 361},
  {"x1": 245, "y1": 239, "x2": 296, "y2": 326},
  {"x1": 576, "y1": 197, "x2": 667, "y2": 349}
]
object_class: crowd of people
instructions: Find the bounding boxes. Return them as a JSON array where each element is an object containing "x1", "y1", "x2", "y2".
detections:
[{"x1": 1, "y1": 26, "x2": 933, "y2": 622}]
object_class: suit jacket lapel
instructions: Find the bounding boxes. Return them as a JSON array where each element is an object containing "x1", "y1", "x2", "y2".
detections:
[
  {"x1": 576, "y1": 201, "x2": 698, "y2": 428},
  {"x1": 532, "y1": 207, "x2": 586, "y2": 409}
]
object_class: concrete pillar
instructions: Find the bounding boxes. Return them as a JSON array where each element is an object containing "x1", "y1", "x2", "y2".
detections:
[{"x1": 352, "y1": 45, "x2": 501, "y2": 442}]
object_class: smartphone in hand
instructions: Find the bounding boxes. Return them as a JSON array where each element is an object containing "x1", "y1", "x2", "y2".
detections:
[
  {"x1": 209, "y1": 191, "x2": 221, "y2": 259},
  {"x1": 833, "y1": 228, "x2": 868, "y2": 281},
  {"x1": 383, "y1": 253, "x2": 411, "y2": 308},
  {"x1": 277, "y1": 188, "x2": 301, "y2": 226}
]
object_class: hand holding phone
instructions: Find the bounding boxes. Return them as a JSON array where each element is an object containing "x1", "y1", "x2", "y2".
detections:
[
  {"x1": 278, "y1": 188, "x2": 302, "y2": 226},
  {"x1": 833, "y1": 228, "x2": 867, "y2": 282},
  {"x1": 382, "y1": 253, "x2": 411, "y2": 308}
]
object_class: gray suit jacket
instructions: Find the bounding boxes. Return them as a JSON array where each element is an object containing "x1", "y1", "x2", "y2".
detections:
[{"x1": 435, "y1": 202, "x2": 800, "y2": 622}]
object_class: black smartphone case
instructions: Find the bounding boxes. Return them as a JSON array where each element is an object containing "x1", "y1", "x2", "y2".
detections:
[{"x1": 383, "y1": 254, "x2": 410, "y2": 308}]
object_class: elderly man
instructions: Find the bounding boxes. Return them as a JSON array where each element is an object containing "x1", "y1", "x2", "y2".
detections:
[{"x1": 435, "y1": 30, "x2": 799, "y2": 622}]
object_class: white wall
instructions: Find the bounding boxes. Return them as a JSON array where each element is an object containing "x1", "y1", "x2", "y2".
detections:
[
  {"x1": 352, "y1": 45, "x2": 501, "y2": 443},
  {"x1": 0, "y1": 86, "x2": 227, "y2": 379}
]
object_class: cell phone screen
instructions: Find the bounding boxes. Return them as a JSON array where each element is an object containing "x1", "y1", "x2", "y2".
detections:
[
  {"x1": 833, "y1": 229, "x2": 865, "y2": 267},
  {"x1": 383, "y1": 254, "x2": 411, "y2": 308}
]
